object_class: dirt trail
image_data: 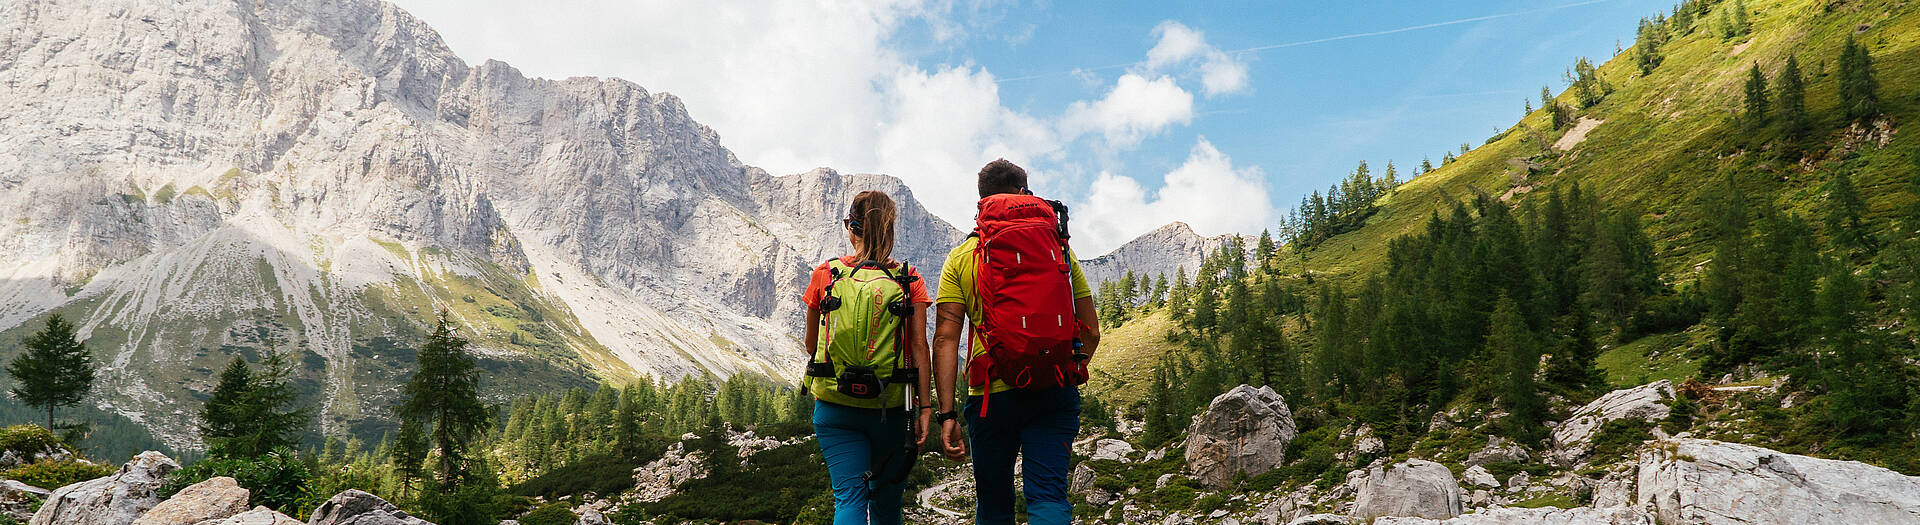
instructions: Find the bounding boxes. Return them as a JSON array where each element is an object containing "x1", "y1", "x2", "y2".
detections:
[{"x1": 1553, "y1": 117, "x2": 1606, "y2": 151}]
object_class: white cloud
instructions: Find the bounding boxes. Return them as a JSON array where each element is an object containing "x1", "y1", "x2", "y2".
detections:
[
  {"x1": 1143, "y1": 21, "x2": 1249, "y2": 97},
  {"x1": 1075, "y1": 138, "x2": 1271, "y2": 254},
  {"x1": 1060, "y1": 73, "x2": 1194, "y2": 149}
]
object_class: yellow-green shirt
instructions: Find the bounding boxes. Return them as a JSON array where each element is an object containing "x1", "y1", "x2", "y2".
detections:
[{"x1": 936, "y1": 237, "x2": 1093, "y2": 395}]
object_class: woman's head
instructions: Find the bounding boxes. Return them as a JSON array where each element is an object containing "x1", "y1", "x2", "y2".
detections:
[{"x1": 846, "y1": 191, "x2": 898, "y2": 264}]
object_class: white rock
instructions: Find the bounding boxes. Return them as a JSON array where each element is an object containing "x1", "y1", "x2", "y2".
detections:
[
  {"x1": 0, "y1": 479, "x2": 50, "y2": 522},
  {"x1": 1503, "y1": 471, "x2": 1529, "y2": 493},
  {"x1": 1350, "y1": 459, "x2": 1464, "y2": 520},
  {"x1": 631, "y1": 442, "x2": 708, "y2": 502},
  {"x1": 203, "y1": 506, "x2": 303, "y2": 525},
  {"x1": 1637, "y1": 438, "x2": 1920, "y2": 524},
  {"x1": 1464, "y1": 436, "x2": 1530, "y2": 466},
  {"x1": 31, "y1": 451, "x2": 179, "y2": 525},
  {"x1": 1089, "y1": 439, "x2": 1135, "y2": 462},
  {"x1": 575, "y1": 509, "x2": 608, "y2": 525},
  {"x1": 133, "y1": 476, "x2": 250, "y2": 525},
  {"x1": 1550, "y1": 381, "x2": 1673, "y2": 465},
  {"x1": 1184, "y1": 385, "x2": 1297, "y2": 488},
  {"x1": 1068, "y1": 463, "x2": 1096, "y2": 494},
  {"x1": 1461, "y1": 465, "x2": 1497, "y2": 488},
  {"x1": 1372, "y1": 506, "x2": 1654, "y2": 524},
  {"x1": 1285, "y1": 513, "x2": 1351, "y2": 525}
]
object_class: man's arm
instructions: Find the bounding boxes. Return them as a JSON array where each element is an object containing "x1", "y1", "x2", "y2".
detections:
[
  {"x1": 932, "y1": 303, "x2": 966, "y2": 412},
  {"x1": 1074, "y1": 296, "x2": 1100, "y2": 358}
]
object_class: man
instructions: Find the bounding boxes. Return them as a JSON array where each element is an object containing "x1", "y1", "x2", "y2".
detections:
[{"x1": 932, "y1": 159, "x2": 1100, "y2": 525}]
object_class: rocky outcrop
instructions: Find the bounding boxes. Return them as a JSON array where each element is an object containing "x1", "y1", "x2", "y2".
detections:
[
  {"x1": 306, "y1": 490, "x2": 435, "y2": 525},
  {"x1": 1550, "y1": 381, "x2": 1672, "y2": 465},
  {"x1": 1372, "y1": 506, "x2": 1653, "y2": 524},
  {"x1": 1284, "y1": 514, "x2": 1351, "y2": 525},
  {"x1": 631, "y1": 441, "x2": 710, "y2": 502},
  {"x1": 0, "y1": 480, "x2": 50, "y2": 522},
  {"x1": 132, "y1": 476, "x2": 250, "y2": 525},
  {"x1": 1463, "y1": 436, "x2": 1529, "y2": 466},
  {"x1": 1069, "y1": 463, "x2": 1097, "y2": 494},
  {"x1": 1350, "y1": 459, "x2": 1463, "y2": 520},
  {"x1": 207, "y1": 507, "x2": 303, "y2": 525},
  {"x1": 574, "y1": 509, "x2": 609, "y2": 525},
  {"x1": 31, "y1": 451, "x2": 179, "y2": 525},
  {"x1": 1079, "y1": 222, "x2": 1231, "y2": 292},
  {"x1": 1635, "y1": 438, "x2": 1920, "y2": 524},
  {"x1": 1184, "y1": 385, "x2": 1297, "y2": 488},
  {"x1": 1460, "y1": 466, "x2": 1496, "y2": 489}
]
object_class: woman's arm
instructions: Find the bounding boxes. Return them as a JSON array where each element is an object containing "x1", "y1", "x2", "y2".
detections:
[
  {"x1": 912, "y1": 304, "x2": 932, "y2": 405},
  {"x1": 803, "y1": 307, "x2": 821, "y2": 359}
]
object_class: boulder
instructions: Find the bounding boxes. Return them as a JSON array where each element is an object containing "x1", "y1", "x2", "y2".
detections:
[
  {"x1": 1463, "y1": 436, "x2": 1529, "y2": 467},
  {"x1": 1427, "y1": 412, "x2": 1454, "y2": 433},
  {"x1": 1550, "y1": 381, "x2": 1673, "y2": 465},
  {"x1": 1285, "y1": 514, "x2": 1351, "y2": 525},
  {"x1": 0, "y1": 479, "x2": 50, "y2": 522},
  {"x1": 1350, "y1": 459, "x2": 1463, "y2": 520},
  {"x1": 1089, "y1": 439, "x2": 1135, "y2": 462},
  {"x1": 306, "y1": 489, "x2": 434, "y2": 525},
  {"x1": 1184, "y1": 385, "x2": 1297, "y2": 488},
  {"x1": 1372, "y1": 506, "x2": 1654, "y2": 524},
  {"x1": 574, "y1": 509, "x2": 608, "y2": 525},
  {"x1": 1503, "y1": 471, "x2": 1528, "y2": 493},
  {"x1": 206, "y1": 506, "x2": 303, "y2": 525},
  {"x1": 134, "y1": 476, "x2": 251, "y2": 525},
  {"x1": 31, "y1": 450, "x2": 180, "y2": 525},
  {"x1": 1637, "y1": 438, "x2": 1920, "y2": 524},
  {"x1": 1068, "y1": 463, "x2": 1096, "y2": 494},
  {"x1": 1460, "y1": 466, "x2": 1497, "y2": 489}
]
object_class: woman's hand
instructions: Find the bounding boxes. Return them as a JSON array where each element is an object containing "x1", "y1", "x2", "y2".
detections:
[
  {"x1": 941, "y1": 419, "x2": 968, "y2": 460},
  {"x1": 915, "y1": 408, "x2": 932, "y2": 447}
]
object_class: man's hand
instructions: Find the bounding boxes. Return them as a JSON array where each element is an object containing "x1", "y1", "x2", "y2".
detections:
[{"x1": 941, "y1": 418, "x2": 968, "y2": 460}]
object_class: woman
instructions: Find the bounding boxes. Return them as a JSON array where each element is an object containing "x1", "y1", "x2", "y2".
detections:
[{"x1": 801, "y1": 190, "x2": 933, "y2": 525}]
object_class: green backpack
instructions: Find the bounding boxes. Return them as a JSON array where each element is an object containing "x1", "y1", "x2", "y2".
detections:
[{"x1": 805, "y1": 258, "x2": 918, "y2": 409}]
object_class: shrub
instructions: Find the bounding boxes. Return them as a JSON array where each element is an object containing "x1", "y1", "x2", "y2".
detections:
[
  {"x1": 5, "y1": 458, "x2": 112, "y2": 490},
  {"x1": 0, "y1": 425, "x2": 61, "y2": 458},
  {"x1": 518, "y1": 501, "x2": 577, "y2": 525},
  {"x1": 509, "y1": 453, "x2": 641, "y2": 501},
  {"x1": 160, "y1": 450, "x2": 311, "y2": 511},
  {"x1": 1587, "y1": 418, "x2": 1656, "y2": 462}
]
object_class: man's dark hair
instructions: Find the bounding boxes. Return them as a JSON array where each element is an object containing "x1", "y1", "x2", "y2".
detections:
[{"x1": 977, "y1": 159, "x2": 1028, "y2": 198}]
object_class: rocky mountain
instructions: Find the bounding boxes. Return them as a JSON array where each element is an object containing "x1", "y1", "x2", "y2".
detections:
[
  {"x1": 0, "y1": 0, "x2": 969, "y2": 449},
  {"x1": 1079, "y1": 221, "x2": 1230, "y2": 289}
]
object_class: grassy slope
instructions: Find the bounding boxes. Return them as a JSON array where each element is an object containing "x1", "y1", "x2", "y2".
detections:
[{"x1": 1096, "y1": 0, "x2": 1919, "y2": 398}]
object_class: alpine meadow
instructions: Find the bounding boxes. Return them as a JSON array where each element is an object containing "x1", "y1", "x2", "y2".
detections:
[{"x1": 0, "y1": 0, "x2": 1918, "y2": 524}]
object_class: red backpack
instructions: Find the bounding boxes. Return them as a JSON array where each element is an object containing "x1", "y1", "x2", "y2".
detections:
[{"x1": 967, "y1": 194, "x2": 1088, "y2": 410}]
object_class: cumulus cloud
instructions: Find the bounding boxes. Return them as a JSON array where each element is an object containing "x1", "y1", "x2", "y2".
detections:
[
  {"x1": 1144, "y1": 21, "x2": 1249, "y2": 97},
  {"x1": 1060, "y1": 73, "x2": 1195, "y2": 149},
  {"x1": 1074, "y1": 138, "x2": 1271, "y2": 254}
]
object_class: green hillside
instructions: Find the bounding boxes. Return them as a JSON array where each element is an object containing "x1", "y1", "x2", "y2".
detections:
[{"x1": 1088, "y1": 0, "x2": 1919, "y2": 468}]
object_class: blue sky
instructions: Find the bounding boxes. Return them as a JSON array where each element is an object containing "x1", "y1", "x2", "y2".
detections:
[{"x1": 391, "y1": 0, "x2": 1669, "y2": 254}]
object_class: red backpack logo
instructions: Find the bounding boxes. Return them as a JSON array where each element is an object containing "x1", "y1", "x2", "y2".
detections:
[{"x1": 967, "y1": 194, "x2": 1088, "y2": 404}]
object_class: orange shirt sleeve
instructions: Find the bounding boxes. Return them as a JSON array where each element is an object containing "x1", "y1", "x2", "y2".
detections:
[
  {"x1": 802, "y1": 260, "x2": 834, "y2": 309},
  {"x1": 908, "y1": 266, "x2": 932, "y2": 305}
]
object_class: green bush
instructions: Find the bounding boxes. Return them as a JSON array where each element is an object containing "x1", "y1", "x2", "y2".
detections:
[
  {"x1": 641, "y1": 437, "x2": 830, "y2": 523},
  {"x1": 417, "y1": 481, "x2": 508, "y2": 525},
  {"x1": 0, "y1": 425, "x2": 61, "y2": 458},
  {"x1": 1587, "y1": 418, "x2": 1656, "y2": 462},
  {"x1": 518, "y1": 501, "x2": 576, "y2": 525},
  {"x1": 509, "y1": 453, "x2": 645, "y2": 501},
  {"x1": 160, "y1": 450, "x2": 311, "y2": 511},
  {"x1": 5, "y1": 458, "x2": 112, "y2": 490}
]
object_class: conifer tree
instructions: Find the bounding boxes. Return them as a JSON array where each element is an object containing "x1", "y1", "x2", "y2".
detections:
[
  {"x1": 1149, "y1": 273, "x2": 1169, "y2": 309},
  {"x1": 397, "y1": 314, "x2": 493, "y2": 483},
  {"x1": 201, "y1": 351, "x2": 311, "y2": 457},
  {"x1": 1816, "y1": 261, "x2": 1905, "y2": 437},
  {"x1": 1486, "y1": 295, "x2": 1544, "y2": 441},
  {"x1": 1141, "y1": 362, "x2": 1177, "y2": 448},
  {"x1": 1421, "y1": 155, "x2": 1435, "y2": 175},
  {"x1": 1743, "y1": 63, "x2": 1768, "y2": 124},
  {"x1": 200, "y1": 357, "x2": 251, "y2": 447},
  {"x1": 8, "y1": 314, "x2": 96, "y2": 431},
  {"x1": 1838, "y1": 35, "x2": 1880, "y2": 120},
  {"x1": 1256, "y1": 230, "x2": 1277, "y2": 273},
  {"x1": 1776, "y1": 55, "x2": 1810, "y2": 140},
  {"x1": 392, "y1": 419, "x2": 428, "y2": 498},
  {"x1": 1825, "y1": 170, "x2": 1874, "y2": 255},
  {"x1": 1566, "y1": 57, "x2": 1611, "y2": 108},
  {"x1": 1540, "y1": 85, "x2": 1553, "y2": 113},
  {"x1": 1634, "y1": 18, "x2": 1664, "y2": 75},
  {"x1": 1193, "y1": 267, "x2": 1219, "y2": 332}
]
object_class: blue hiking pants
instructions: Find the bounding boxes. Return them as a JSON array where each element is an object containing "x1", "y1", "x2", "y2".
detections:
[
  {"x1": 814, "y1": 400, "x2": 912, "y2": 525},
  {"x1": 965, "y1": 386, "x2": 1081, "y2": 525}
]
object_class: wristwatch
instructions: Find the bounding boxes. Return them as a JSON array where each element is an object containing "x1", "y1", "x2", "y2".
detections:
[{"x1": 934, "y1": 410, "x2": 960, "y2": 423}]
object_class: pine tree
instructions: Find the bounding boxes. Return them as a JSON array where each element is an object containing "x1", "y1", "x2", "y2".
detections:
[
  {"x1": 1485, "y1": 295, "x2": 1544, "y2": 441},
  {"x1": 1141, "y1": 362, "x2": 1177, "y2": 448},
  {"x1": 1743, "y1": 63, "x2": 1769, "y2": 125},
  {"x1": 1731, "y1": 0, "x2": 1751, "y2": 37},
  {"x1": 1539, "y1": 85, "x2": 1554, "y2": 113},
  {"x1": 1816, "y1": 261, "x2": 1905, "y2": 437},
  {"x1": 1634, "y1": 18, "x2": 1664, "y2": 75},
  {"x1": 1421, "y1": 155, "x2": 1435, "y2": 175},
  {"x1": 1825, "y1": 170, "x2": 1875, "y2": 255},
  {"x1": 1838, "y1": 35, "x2": 1880, "y2": 120},
  {"x1": 1565, "y1": 57, "x2": 1611, "y2": 108},
  {"x1": 1776, "y1": 55, "x2": 1810, "y2": 140},
  {"x1": 203, "y1": 351, "x2": 311, "y2": 457},
  {"x1": 1193, "y1": 267, "x2": 1219, "y2": 332},
  {"x1": 397, "y1": 314, "x2": 493, "y2": 483},
  {"x1": 1149, "y1": 273, "x2": 1169, "y2": 309},
  {"x1": 392, "y1": 419, "x2": 428, "y2": 498},
  {"x1": 1256, "y1": 230, "x2": 1277, "y2": 273},
  {"x1": 1169, "y1": 267, "x2": 1192, "y2": 320},
  {"x1": 8, "y1": 314, "x2": 96, "y2": 431}
]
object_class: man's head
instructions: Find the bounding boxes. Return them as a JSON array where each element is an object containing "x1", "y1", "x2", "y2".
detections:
[{"x1": 977, "y1": 158, "x2": 1028, "y2": 198}]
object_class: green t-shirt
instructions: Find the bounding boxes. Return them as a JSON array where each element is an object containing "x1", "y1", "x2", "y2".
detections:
[{"x1": 936, "y1": 236, "x2": 1093, "y2": 395}]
